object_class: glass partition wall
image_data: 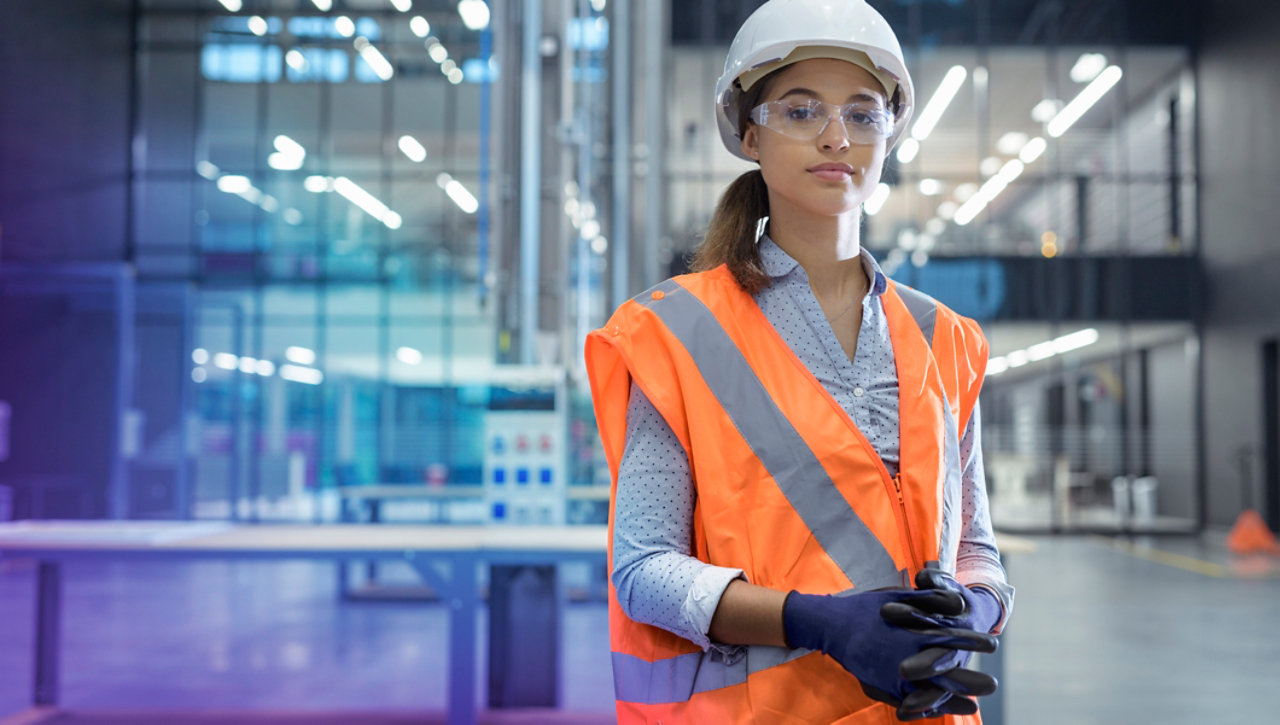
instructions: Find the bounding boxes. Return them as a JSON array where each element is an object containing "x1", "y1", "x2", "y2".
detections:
[{"x1": 130, "y1": 0, "x2": 1200, "y2": 533}]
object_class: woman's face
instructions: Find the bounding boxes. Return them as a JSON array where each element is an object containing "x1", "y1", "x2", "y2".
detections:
[{"x1": 741, "y1": 58, "x2": 889, "y2": 220}]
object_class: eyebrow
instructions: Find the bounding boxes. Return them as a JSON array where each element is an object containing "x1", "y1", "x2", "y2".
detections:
[{"x1": 777, "y1": 87, "x2": 886, "y2": 105}]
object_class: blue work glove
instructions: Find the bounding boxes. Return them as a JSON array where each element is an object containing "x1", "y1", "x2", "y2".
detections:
[
  {"x1": 782, "y1": 586, "x2": 998, "y2": 711},
  {"x1": 880, "y1": 569, "x2": 1004, "y2": 717}
]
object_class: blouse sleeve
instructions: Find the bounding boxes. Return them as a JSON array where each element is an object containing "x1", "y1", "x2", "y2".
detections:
[
  {"x1": 611, "y1": 381, "x2": 745, "y2": 652},
  {"x1": 953, "y1": 401, "x2": 1016, "y2": 633}
]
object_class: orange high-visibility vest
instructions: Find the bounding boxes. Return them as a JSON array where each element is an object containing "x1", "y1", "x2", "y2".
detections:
[{"x1": 585, "y1": 264, "x2": 989, "y2": 724}]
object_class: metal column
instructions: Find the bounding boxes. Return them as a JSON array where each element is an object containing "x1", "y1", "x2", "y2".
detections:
[{"x1": 519, "y1": 0, "x2": 544, "y2": 364}]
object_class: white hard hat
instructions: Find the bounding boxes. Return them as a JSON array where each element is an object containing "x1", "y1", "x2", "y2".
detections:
[{"x1": 714, "y1": 0, "x2": 915, "y2": 161}]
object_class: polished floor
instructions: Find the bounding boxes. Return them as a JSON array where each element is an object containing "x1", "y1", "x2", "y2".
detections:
[{"x1": 1, "y1": 534, "x2": 1277, "y2": 724}]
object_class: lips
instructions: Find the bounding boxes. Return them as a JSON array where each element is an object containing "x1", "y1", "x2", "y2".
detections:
[{"x1": 808, "y1": 163, "x2": 855, "y2": 181}]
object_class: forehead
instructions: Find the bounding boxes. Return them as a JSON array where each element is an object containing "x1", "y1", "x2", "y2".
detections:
[{"x1": 765, "y1": 58, "x2": 887, "y2": 103}]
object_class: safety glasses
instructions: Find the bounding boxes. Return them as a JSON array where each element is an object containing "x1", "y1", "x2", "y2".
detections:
[{"x1": 749, "y1": 98, "x2": 894, "y2": 144}]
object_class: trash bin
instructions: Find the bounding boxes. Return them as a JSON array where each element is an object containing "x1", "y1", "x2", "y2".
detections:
[
  {"x1": 488, "y1": 565, "x2": 558, "y2": 708},
  {"x1": 1111, "y1": 476, "x2": 1131, "y2": 521},
  {"x1": 1132, "y1": 476, "x2": 1158, "y2": 524}
]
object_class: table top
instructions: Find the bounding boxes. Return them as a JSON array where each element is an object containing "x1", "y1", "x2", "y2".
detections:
[
  {"x1": 337, "y1": 485, "x2": 485, "y2": 500},
  {"x1": 0, "y1": 520, "x2": 609, "y2": 559}
]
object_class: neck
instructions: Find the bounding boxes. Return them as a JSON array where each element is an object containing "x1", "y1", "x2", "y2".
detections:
[{"x1": 767, "y1": 202, "x2": 868, "y2": 302}]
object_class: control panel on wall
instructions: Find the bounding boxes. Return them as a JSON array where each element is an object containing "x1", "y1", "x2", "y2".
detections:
[{"x1": 483, "y1": 410, "x2": 565, "y2": 525}]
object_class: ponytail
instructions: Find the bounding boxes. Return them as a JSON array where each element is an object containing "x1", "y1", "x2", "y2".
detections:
[
  {"x1": 690, "y1": 67, "x2": 781, "y2": 293},
  {"x1": 690, "y1": 170, "x2": 771, "y2": 293}
]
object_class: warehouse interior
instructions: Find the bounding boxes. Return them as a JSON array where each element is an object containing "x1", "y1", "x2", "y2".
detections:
[{"x1": 1, "y1": 0, "x2": 1279, "y2": 723}]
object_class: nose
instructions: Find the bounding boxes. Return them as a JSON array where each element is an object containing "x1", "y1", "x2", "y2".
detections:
[{"x1": 817, "y1": 115, "x2": 851, "y2": 152}]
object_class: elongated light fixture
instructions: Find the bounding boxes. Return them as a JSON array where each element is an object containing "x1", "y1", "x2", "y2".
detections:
[
  {"x1": 911, "y1": 65, "x2": 967, "y2": 142},
  {"x1": 354, "y1": 37, "x2": 394, "y2": 81},
  {"x1": 1047, "y1": 65, "x2": 1122, "y2": 138},
  {"x1": 333, "y1": 176, "x2": 402, "y2": 229}
]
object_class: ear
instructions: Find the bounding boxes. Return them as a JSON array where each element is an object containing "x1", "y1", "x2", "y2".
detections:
[{"x1": 740, "y1": 125, "x2": 761, "y2": 161}]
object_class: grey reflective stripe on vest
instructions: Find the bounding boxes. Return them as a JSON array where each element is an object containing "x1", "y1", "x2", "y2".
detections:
[
  {"x1": 612, "y1": 646, "x2": 808, "y2": 704},
  {"x1": 638, "y1": 279, "x2": 901, "y2": 590},
  {"x1": 893, "y1": 282, "x2": 938, "y2": 347}
]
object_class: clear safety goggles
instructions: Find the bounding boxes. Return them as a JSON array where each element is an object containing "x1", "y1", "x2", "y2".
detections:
[{"x1": 749, "y1": 98, "x2": 894, "y2": 145}]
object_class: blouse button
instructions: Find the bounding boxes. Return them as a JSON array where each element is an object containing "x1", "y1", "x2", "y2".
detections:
[{"x1": 854, "y1": 387, "x2": 865, "y2": 397}]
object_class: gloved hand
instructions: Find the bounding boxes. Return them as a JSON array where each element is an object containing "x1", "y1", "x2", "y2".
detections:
[
  {"x1": 882, "y1": 569, "x2": 1003, "y2": 683},
  {"x1": 782, "y1": 586, "x2": 998, "y2": 710},
  {"x1": 878, "y1": 569, "x2": 1004, "y2": 719}
]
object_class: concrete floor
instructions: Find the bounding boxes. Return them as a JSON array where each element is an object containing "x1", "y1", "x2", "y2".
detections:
[{"x1": 1, "y1": 534, "x2": 1277, "y2": 724}]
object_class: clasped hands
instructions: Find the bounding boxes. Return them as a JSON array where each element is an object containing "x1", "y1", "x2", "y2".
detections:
[{"x1": 783, "y1": 569, "x2": 1002, "y2": 721}]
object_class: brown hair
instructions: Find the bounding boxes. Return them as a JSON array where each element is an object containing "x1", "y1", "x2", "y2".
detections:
[{"x1": 689, "y1": 76, "x2": 776, "y2": 294}]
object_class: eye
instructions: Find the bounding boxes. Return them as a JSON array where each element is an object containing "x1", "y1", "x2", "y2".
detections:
[
  {"x1": 843, "y1": 106, "x2": 888, "y2": 128},
  {"x1": 783, "y1": 101, "x2": 822, "y2": 122}
]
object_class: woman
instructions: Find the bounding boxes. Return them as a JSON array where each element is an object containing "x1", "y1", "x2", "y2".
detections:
[{"x1": 584, "y1": 1, "x2": 1013, "y2": 722}]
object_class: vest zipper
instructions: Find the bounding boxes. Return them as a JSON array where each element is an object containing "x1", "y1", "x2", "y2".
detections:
[{"x1": 892, "y1": 472, "x2": 921, "y2": 574}]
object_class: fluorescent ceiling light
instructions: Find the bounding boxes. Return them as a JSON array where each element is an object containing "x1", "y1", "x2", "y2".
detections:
[
  {"x1": 192, "y1": 367, "x2": 208, "y2": 383},
  {"x1": 447, "y1": 68, "x2": 464, "y2": 84},
  {"x1": 895, "y1": 137, "x2": 920, "y2": 164},
  {"x1": 1019, "y1": 136, "x2": 1047, "y2": 164},
  {"x1": 996, "y1": 131, "x2": 1029, "y2": 156},
  {"x1": 925, "y1": 217, "x2": 946, "y2": 236},
  {"x1": 311, "y1": 0, "x2": 332, "y2": 11},
  {"x1": 334, "y1": 16, "x2": 355, "y2": 37},
  {"x1": 979, "y1": 156, "x2": 1002, "y2": 178},
  {"x1": 1027, "y1": 341, "x2": 1057, "y2": 361},
  {"x1": 410, "y1": 16, "x2": 430, "y2": 37},
  {"x1": 1054, "y1": 328, "x2": 1100, "y2": 353},
  {"x1": 398, "y1": 135, "x2": 427, "y2": 162},
  {"x1": 274, "y1": 135, "x2": 305, "y2": 158},
  {"x1": 192, "y1": 348, "x2": 209, "y2": 365},
  {"x1": 863, "y1": 183, "x2": 891, "y2": 216},
  {"x1": 983, "y1": 328, "x2": 1100, "y2": 378},
  {"x1": 918, "y1": 178, "x2": 942, "y2": 196},
  {"x1": 303, "y1": 175, "x2": 332, "y2": 193},
  {"x1": 591, "y1": 236, "x2": 608, "y2": 254},
  {"x1": 217, "y1": 0, "x2": 242, "y2": 11},
  {"x1": 286, "y1": 346, "x2": 316, "y2": 365},
  {"x1": 213, "y1": 353, "x2": 239, "y2": 370},
  {"x1": 216, "y1": 175, "x2": 251, "y2": 194},
  {"x1": 1031, "y1": 99, "x2": 1061, "y2": 123},
  {"x1": 268, "y1": 153, "x2": 302, "y2": 171},
  {"x1": 427, "y1": 42, "x2": 448, "y2": 63},
  {"x1": 255, "y1": 360, "x2": 276, "y2": 377},
  {"x1": 196, "y1": 161, "x2": 220, "y2": 180},
  {"x1": 591, "y1": 0, "x2": 607, "y2": 11},
  {"x1": 248, "y1": 16, "x2": 268, "y2": 36},
  {"x1": 390, "y1": 0, "x2": 412, "y2": 12},
  {"x1": 333, "y1": 176, "x2": 402, "y2": 229},
  {"x1": 283, "y1": 208, "x2": 304, "y2": 225},
  {"x1": 238, "y1": 356, "x2": 258, "y2": 374},
  {"x1": 279, "y1": 365, "x2": 324, "y2": 385},
  {"x1": 581, "y1": 219, "x2": 601, "y2": 239},
  {"x1": 285, "y1": 49, "x2": 309, "y2": 72},
  {"x1": 396, "y1": 347, "x2": 423, "y2": 365},
  {"x1": 437, "y1": 174, "x2": 479, "y2": 214},
  {"x1": 1047, "y1": 65, "x2": 1123, "y2": 138},
  {"x1": 936, "y1": 200, "x2": 958, "y2": 220},
  {"x1": 457, "y1": 0, "x2": 491, "y2": 31},
  {"x1": 354, "y1": 37, "x2": 394, "y2": 81},
  {"x1": 1070, "y1": 53, "x2": 1108, "y2": 83},
  {"x1": 910, "y1": 65, "x2": 966, "y2": 142},
  {"x1": 995, "y1": 159, "x2": 1025, "y2": 185}
]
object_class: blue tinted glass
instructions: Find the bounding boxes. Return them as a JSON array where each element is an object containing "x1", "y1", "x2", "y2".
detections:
[
  {"x1": 285, "y1": 48, "x2": 349, "y2": 83},
  {"x1": 201, "y1": 44, "x2": 282, "y2": 83}
]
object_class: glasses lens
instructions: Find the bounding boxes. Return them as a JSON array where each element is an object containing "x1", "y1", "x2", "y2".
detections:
[{"x1": 754, "y1": 100, "x2": 893, "y2": 143}]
